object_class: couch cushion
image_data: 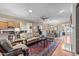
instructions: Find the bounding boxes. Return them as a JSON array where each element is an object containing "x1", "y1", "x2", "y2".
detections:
[
  {"x1": 13, "y1": 44, "x2": 28, "y2": 50},
  {"x1": 3, "y1": 48, "x2": 23, "y2": 56},
  {"x1": 0, "y1": 39, "x2": 13, "y2": 52}
]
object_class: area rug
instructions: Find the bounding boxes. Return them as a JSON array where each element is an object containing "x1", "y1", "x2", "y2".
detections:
[{"x1": 28, "y1": 40, "x2": 59, "y2": 56}]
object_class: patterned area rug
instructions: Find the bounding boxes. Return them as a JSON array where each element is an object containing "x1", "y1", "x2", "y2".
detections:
[{"x1": 28, "y1": 40, "x2": 59, "y2": 56}]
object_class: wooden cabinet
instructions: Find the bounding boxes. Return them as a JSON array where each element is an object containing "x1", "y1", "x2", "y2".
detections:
[
  {"x1": 14, "y1": 22, "x2": 20, "y2": 28},
  {"x1": 0, "y1": 21, "x2": 20, "y2": 29},
  {"x1": 8, "y1": 22, "x2": 15, "y2": 28},
  {"x1": 8, "y1": 22, "x2": 20, "y2": 28},
  {"x1": 0, "y1": 22, "x2": 8, "y2": 29}
]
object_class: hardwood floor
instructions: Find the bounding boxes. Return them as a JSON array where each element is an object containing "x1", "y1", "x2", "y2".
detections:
[{"x1": 52, "y1": 38, "x2": 72, "y2": 56}]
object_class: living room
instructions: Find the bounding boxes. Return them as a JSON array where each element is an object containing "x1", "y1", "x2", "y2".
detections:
[{"x1": 0, "y1": 3, "x2": 75, "y2": 56}]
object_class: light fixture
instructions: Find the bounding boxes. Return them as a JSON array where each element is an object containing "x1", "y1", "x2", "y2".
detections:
[
  {"x1": 0, "y1": 30, "x2": 3, "y2": 34},
  {"x1": 48, "y1": 20, "x2": 59, "y2": 24},
  {"x1": 47, "y1": 20, "x2": 52, "y2": 24},
  {"x1": 28, "y1": 9, "x2": 32, "y2": 13},
  {"x1": 15, "y1": 28, "x2": 20, "y2": 32},
  {"x1": 51, "y1": 26, "x2": 53, "y2": 28},
  {"x1": 59, "y1": 10, "x2": 65, "y2": 13}
]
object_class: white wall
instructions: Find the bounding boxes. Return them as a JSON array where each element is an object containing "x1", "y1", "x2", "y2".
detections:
[{"x1": 71, "y1": 3, "x2": 76, "y2": 55}]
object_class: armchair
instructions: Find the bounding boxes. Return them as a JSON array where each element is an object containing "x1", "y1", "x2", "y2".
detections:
[{"x1": 0, "y1": 39, "x2": 29, "y2": 56}]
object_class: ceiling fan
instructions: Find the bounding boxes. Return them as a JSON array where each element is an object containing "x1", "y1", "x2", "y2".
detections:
[{"x1": 40, "y1": 16, "x2": 49, "y2": 21}]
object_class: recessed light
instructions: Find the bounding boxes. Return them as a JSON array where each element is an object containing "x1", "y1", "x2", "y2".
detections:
[
  {"x1": 59, "y1": 10, "x2": 65, "y2": 13},
  {"x1": 28, "y1": 9, "x2": 32, "y2": 13},
  {"x1": 51, "y1": 26, "x2": 53, "y2": 28}
]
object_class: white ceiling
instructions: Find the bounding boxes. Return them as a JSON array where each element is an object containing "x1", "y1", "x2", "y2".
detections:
[{"x1": 0, "y1": 3, "x2": 73, "y2": 24}]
